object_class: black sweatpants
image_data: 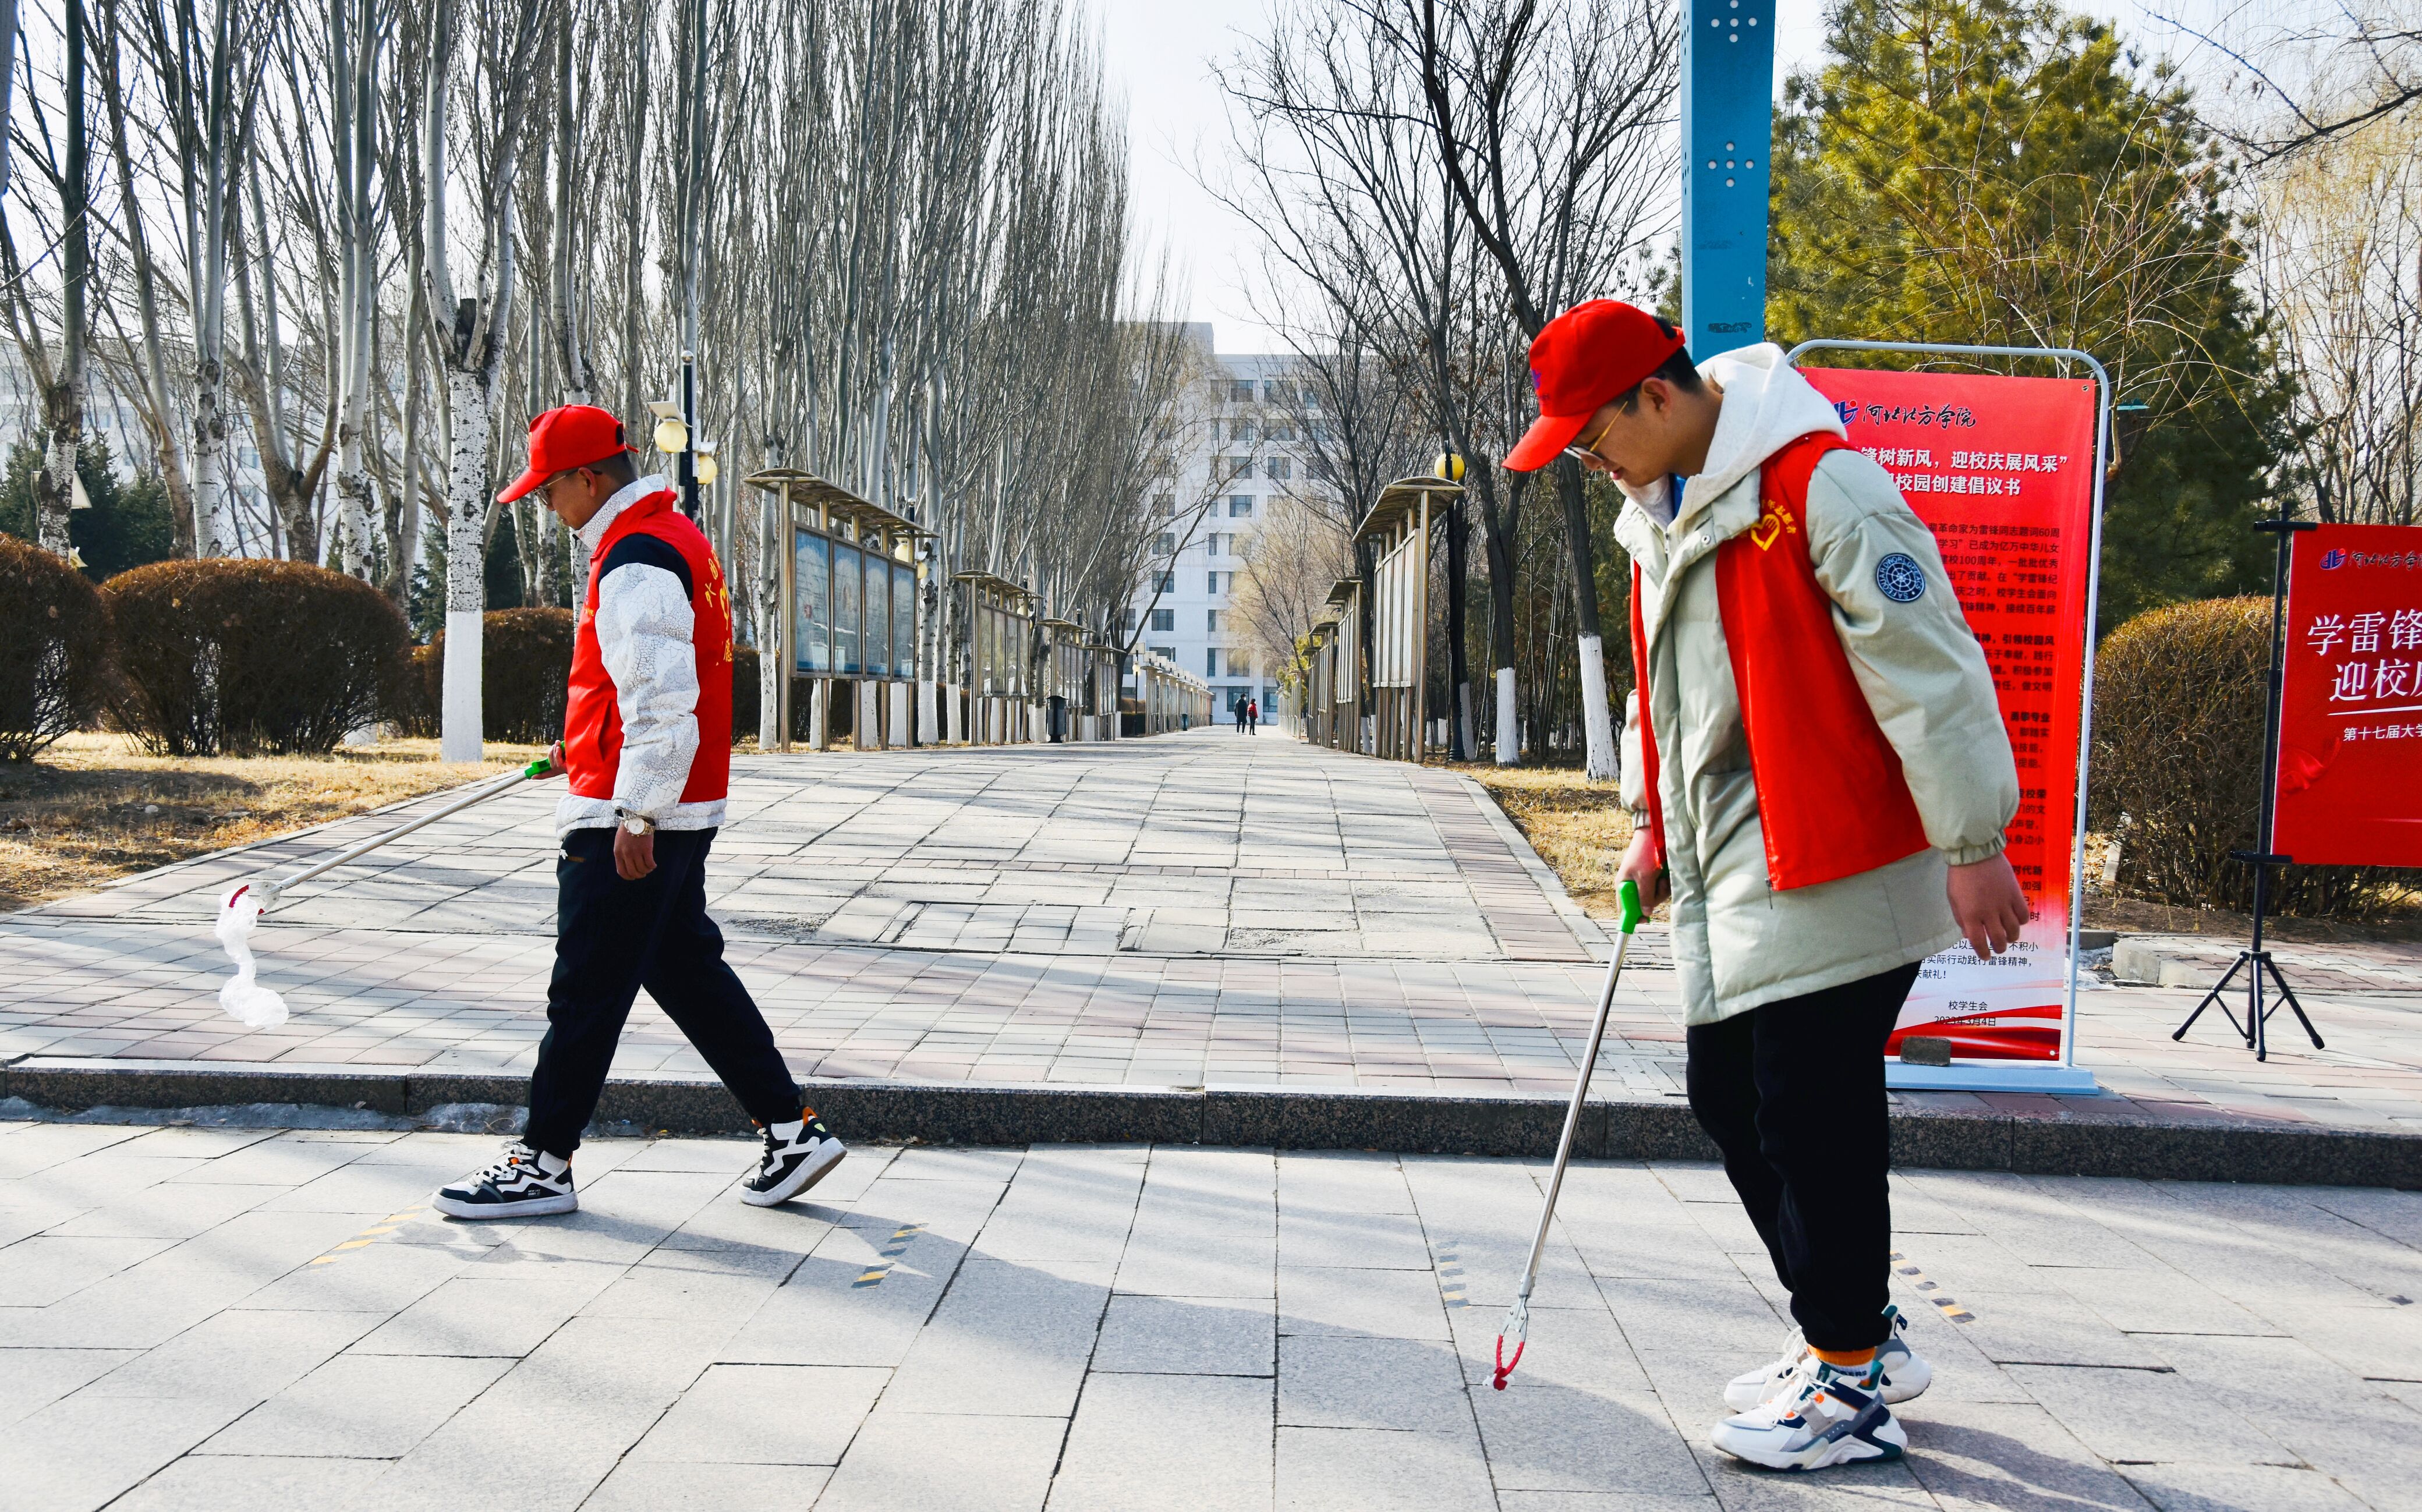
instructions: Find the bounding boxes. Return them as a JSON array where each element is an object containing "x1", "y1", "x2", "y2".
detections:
[
  {"x1": 1684, "y1": 961, "x2": 1921, "y2": 1352},
  {"x1": 524, "y1": 827, "x2": 802, "y2": 1157}
]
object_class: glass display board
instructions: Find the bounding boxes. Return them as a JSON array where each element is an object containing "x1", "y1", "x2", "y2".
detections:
[
  {"x1": 793, "y1": 531, "x2": 831, "y2": 674},
  {"x1": 833, "y1": 542, "x2": 862, "y2": 675},
  {"x1": 862, "y1": 551, "x2": 890, "y2": 678},
  {"x1": 892, "y1": 563, "x2": 917, "y2": 681},
  {"x1": 976, "y1": 599, "x2": 997, "y2": 695}
]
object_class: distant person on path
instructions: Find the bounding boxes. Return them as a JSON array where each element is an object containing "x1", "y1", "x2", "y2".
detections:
[
  {"x1": 435, "y1": 405, "x2": 847, "y2": 1221},
  {"x1": 1247, "y1": 697, "x2": 1259, "y2": 734},
  {"x1": 1505, "y1": 302, "x2": 2024, "y2": 1472},
  {"x1": 1234, "y1": 697, "x2": 1248, "y2": 734}
]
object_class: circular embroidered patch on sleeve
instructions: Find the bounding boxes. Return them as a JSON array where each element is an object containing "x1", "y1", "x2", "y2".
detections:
[{"x1": 1875, "y1": 552, "x2": 1928, "y2": 603}]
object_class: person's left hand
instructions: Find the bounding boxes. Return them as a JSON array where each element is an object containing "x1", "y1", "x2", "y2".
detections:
[
  {"x1": 1946, "y1": 852, "x2": 2029, "y2": 959},
  {"x1": 614, "y1": 826, "x2": 657, "y2": 881}
]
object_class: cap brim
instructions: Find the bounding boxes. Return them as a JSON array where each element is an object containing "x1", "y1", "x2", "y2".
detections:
[
  {"x1": 1503, "y1": 410, "x2": 1590, "y2": 473},
  {"x1": 496, "y1": 465, "x2": 548, "y2": 505}
]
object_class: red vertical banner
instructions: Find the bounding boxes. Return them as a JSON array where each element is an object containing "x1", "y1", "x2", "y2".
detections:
[
  {"x1": 1801, "y1": 367, "x2": 2101, "y2": 1061},
  {"x1": 2274, "y1": 525, "x2": 2422, "y2": 866}
]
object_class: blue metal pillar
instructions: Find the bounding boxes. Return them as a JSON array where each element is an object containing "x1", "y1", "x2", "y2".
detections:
[{"x1": 1679, "y1": 0, "x2": 1776, "y2": 353}]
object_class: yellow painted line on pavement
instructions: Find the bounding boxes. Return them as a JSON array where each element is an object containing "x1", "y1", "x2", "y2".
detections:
[
  {"x1": 1889, "y1": 1249, "x2": 1975, "y2": 1323},
  {"x1": 1435, "y1": 1241, "x2": 1470, "y2": 1309},
  {"x1": 851, "y1": 1224, "x2": 926, "y2": 1289},
  {"x1": 309, "y1": 1205, "x2": 431, "y2": 1267}
]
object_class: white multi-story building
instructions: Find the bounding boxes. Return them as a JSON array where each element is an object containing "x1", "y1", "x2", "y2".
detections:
[{"x1": 1127, "y1": 326, "x2": 1304, "y2": 720}]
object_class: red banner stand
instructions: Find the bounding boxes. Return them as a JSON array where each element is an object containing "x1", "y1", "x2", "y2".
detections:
[
  {"x1": 2169, "y1": 507, "x2": 2365, "y2": 1060},
  {"x1": 1791, "y1": 340, "x2": 2108, "y2": 1095},
  {"x1": 2271, "y1": 522, "x2": 2422, "y2": 866}
]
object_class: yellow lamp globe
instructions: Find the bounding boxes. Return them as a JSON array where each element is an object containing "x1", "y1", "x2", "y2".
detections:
[
  {"x1": 1433, "y1": 452, "x2": 1467, "y2": 483},
  {"x1": 653, "y1": 415, "x2": 689, "y2": 454},
  {"x1": 695, "y1": 451, "x2": 720, "y2": 488}
]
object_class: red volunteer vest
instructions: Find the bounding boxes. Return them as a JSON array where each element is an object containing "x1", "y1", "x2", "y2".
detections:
[
  {"x1": 564, "y1": 489, "x2": 733, "y2": 806},
  {"x1": 1630, "y1": 433, "x2": 1932, "y2": 891}
]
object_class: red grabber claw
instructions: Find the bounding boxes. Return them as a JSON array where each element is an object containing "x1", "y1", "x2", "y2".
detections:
[
  {"x1": 1491, "y1": 1334, "x2": 1526, "y2": 1390},
  {"x1": 1492, "y1": 1294, "x2": 1531, "y2": 1389}
]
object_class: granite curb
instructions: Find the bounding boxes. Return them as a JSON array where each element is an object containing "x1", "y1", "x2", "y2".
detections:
[
  {"x1": 6, "y1": 1055, "x2": 2416, "y2": 1188},
  {"x1": 2111, "y1": 932, "x2": 2422, "y2": 993},
  {"x1": 1436, "y1": 767, "x2": 1612, "y2": 956}
]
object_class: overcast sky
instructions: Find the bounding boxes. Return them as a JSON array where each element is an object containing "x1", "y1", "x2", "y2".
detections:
[{"x1": 1094, "y1": 0, "x2": 2260, "y2": 356}]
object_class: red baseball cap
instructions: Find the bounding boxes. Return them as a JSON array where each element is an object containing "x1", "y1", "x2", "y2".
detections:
[
  {"x1": 497, "y1": 405, "x2": 639, "y2": 504},
  {"x1": 1503, "y1": 300, "x2": 1690, "y2": 472}
]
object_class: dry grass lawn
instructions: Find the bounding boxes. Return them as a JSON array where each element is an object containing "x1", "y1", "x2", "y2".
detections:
[
  {"x1": 1455, "y1": 763, "x2": 2419, "y2": 941},
  {"x1": 0, "y1": 734, "x2": 547, "y2": 913},
  {"x1": 1453, "y1": 762, "x2": 1640, "y2": 920}
]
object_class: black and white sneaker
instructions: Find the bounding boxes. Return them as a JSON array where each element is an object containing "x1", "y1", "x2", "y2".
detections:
[
  {"x1": 741, "y1": 1110, "x2": 847, "y2": 1207},
  {"x1": 433, "y1": 1140, "x2": 578, "y2": 1219}
]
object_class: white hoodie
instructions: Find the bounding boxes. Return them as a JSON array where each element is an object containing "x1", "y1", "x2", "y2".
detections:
[{"x1": 1610, "y1": 346, "x2": 2019, "y2": 1026}]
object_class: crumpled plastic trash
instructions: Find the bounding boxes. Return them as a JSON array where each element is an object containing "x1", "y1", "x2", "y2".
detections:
[{"x1": 215, "y1": 883, "x2": 289, "y2": 1028}]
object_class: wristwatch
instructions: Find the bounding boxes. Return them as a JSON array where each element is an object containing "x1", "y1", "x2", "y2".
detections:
[{"x1": 615, "y1": 808, "x2": 656, "y2": 837}]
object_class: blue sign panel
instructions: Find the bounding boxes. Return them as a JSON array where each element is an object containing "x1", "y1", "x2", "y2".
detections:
[{"x1": 1680, "y1": 0, "x2": 1776, "y2": 354}]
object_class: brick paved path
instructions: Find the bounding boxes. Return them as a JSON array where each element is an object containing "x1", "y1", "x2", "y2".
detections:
[
  {"x1": 2, "y1": 729, "x2": 2419, "y2": 1131},
  {"x1": 29, "y1": 731, "x2": 1601, "y2": 962},
  {"x1": 4, "y1": 1125, "x2": 2418, "y2": 1511}
]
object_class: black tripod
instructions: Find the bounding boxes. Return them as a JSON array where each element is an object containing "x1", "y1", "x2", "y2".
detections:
[{"x1": 2170, "y1": 508, "x2": 2325, "y2": 1062}]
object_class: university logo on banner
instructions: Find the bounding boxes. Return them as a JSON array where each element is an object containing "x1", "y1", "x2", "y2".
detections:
[
  {"x1": 2275, "y1": 523, "x2": 2422, "y2": 867},
  {"x1": 1803, "y1": 367, "x2": 2101, "y2": 1061}
]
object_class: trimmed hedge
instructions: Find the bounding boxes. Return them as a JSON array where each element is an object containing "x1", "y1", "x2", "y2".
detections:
[
  {"x1": 104, "y1": 559, "x2": 405, "y2": 756},
  {"x1": 2090, "y1": 596, "x2": 2415, "y2": 918},
  {"x1": 425, "y1": 608, "x2": 576, "y2": 744},
  {"x1": 0, "y1": 536, "x2": 109, "y2": 761},
  {"x1": 393, "y1": 643, "x2": 442, "y2": 738},
  {"x1": 402, "y1": 620, "x2": 764, "y2": 746}
]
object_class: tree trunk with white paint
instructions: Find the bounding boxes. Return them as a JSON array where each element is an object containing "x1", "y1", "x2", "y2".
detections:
[
  {"x1": 442, "y1": 367, "x2": 493, "y2": 762},
  {"x1": 1483, "y1": 666, "x2": 1509, "y2": 763},
  {"x1": 756, "y1": 491, "x2": 784, "y2": 750}
]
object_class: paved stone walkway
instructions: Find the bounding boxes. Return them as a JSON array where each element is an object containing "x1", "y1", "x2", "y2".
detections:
[
  {"x1": 4, "y1": 1124, "x2": 2418, "y2": 1512},
  {"x1": 30, "y1": 731, "x2": 1600, "y2": 962},
  {"x1": 1, "y1": 730, "x2": 2419, "y2": 1131}
]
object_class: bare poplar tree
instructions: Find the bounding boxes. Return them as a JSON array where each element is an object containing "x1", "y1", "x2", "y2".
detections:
[
  {"x1": 0, "y1": 0, "x2": 90, "y2": 557},
  {"x1": 420, "y1": 0, "x2": 551, "y2": 760},
  {"x1": 126, "y1": 0, "x2": 256, "y2": 556},
  {"x1": 1403, "y1": 0, "x2": 1676, "y2": 778},
  {"x1": 328, "y1": 0, "x2": 382, "y2": 575},
  {"x1": 2257, "y1": 107, "x2": 2422, "y2": 526}
]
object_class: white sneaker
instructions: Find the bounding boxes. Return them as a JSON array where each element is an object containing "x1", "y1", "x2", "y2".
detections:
[
  {"x1": 1723, "y1": 1304, "x2": 1932, "y2": 1412},
  {"x1": 1710, "y1": 1357, "x2": 1908, "y2": 1471},
  {"x1": 739, "y1": 1111, "x2": 847, "y2": 1207},
  {"x1": 433, "y1": 1140, "x2": 577, "y2": 1219}
]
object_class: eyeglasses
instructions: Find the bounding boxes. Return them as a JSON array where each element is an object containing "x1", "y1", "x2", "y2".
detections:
[
  {"x1": 1563, "y1": 411, "x2": 1619, "y2": 466},
  {"x1": 536, "y1": 469, "x2": 583, "y2": 507}
]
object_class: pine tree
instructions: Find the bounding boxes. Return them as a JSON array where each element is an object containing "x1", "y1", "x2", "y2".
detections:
[
  {"x1": 1768, "y1": 0, "x2": 2291, "y2": 626},
  {"x1": 0, "y1": 438, "x2": 178, "y2": 580}
]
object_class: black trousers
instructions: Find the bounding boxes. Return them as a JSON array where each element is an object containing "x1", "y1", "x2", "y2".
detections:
[
  {"x1": 524, "y1": 827, "x2": 802, "y2": 1157},
  {"x1": 1684, "y1": 961, "x2": 1921, "y2": 1352}
]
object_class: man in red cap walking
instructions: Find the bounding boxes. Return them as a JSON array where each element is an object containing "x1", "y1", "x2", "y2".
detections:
[
  {"x1": 1505, "y1": 303, "x2": 2028, "y2": 1471},
  {"x1": 435, "y1": 405, "x2": 846, "y2": 1220}
]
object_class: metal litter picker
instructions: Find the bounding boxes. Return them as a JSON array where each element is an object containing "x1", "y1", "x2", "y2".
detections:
[
  {"x1": 213, "y1": 755, "x2": 558, "y2": 1027},
  {"x1": 1492, "y1": 876, "x2": 1644, "y2": 1390}
]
